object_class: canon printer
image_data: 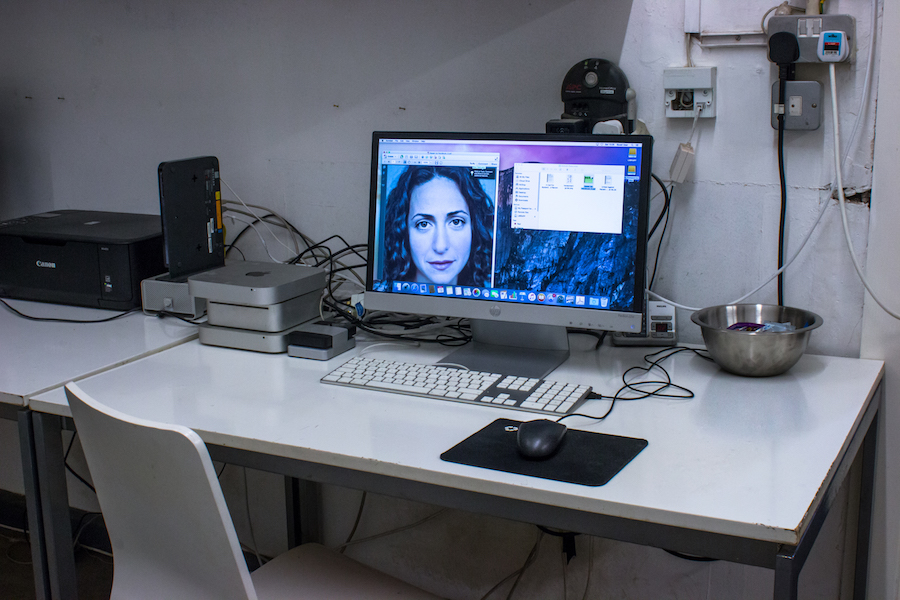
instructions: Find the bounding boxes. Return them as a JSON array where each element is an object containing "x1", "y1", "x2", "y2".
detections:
[{"x1": 0, "y1": 210, "x2": 166, "y2": 309}]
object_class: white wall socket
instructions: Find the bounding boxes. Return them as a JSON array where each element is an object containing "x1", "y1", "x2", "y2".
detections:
[{"x1": 664, "y1": 66, "x2": 716, "y2": 118}]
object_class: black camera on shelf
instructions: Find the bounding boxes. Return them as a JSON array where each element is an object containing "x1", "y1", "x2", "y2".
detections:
[{"x1": 547, "y1": 58, "x2": 634, "y2": 134}]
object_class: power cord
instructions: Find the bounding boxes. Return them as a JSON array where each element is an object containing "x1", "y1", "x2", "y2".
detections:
[
  {"x1": 479, "y1": 530, "x2": 545, "y2": 600},
  {"x1": 828, "y1": 63, "x2": 900, "y2": 320},
  {"x1": 332, "y1": 506, "x2": 448, "y2": 553},
  {"x1": 648, "y1": 175, "x2": 674, "y2": 290},
  {"x1": 557, "y1": 346, "x2": 709, "y2": 425},
  {"x1": 768, "y1": 31, "x2": 800, "y2": 306},
  {"x1": 63, "y1": 432, "x2": 95, "y2": 493},
  {"x1": 0, "y1": 298, "x2": 140, "y2": 323},
  {"x1": 339, "y1": 490, "x2": 368, "y2": 554},
  {"x1": 648, "y1": 192, "x2": 831, "y2": 312}
]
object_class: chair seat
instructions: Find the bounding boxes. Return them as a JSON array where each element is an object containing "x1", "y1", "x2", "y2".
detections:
[{"x1": 251, "y1": 543, "x2": 442, "y2": 600}]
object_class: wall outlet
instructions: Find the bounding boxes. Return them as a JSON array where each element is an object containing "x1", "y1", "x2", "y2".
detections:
[
  {"x1": 766, "y1": 14, "x2": 855, "y2": 63},
  {"x1": 664, "y1": 67, "x2": 716, "y2": 118},
  {"x1": 771, "y1": 80, "x2": 822, "y2": 130}
]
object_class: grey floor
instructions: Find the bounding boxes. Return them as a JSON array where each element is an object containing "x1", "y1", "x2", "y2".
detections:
[{"x1": 0, "y1": 527, "x2": 113, "y2": 600}]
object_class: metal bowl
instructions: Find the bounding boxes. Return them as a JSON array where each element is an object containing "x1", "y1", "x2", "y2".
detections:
[{"x1": 691, "y1": 304, "x2": 823, "y2": 377}]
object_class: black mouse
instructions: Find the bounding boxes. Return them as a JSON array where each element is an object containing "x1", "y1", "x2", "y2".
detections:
[{"x1": 516, "y1": 419, "x2": 567, "y2": 459}]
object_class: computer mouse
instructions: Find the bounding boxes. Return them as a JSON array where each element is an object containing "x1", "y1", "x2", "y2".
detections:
[{"x1": 516, "y1": 419, "x2": 567, "y2": 459}]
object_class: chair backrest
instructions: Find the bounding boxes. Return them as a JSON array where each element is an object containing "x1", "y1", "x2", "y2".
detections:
[{"x1": 66, "y1": 382, "x2": 257, "y2": 600}]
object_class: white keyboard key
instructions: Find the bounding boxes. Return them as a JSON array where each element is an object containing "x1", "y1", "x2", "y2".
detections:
[
  {"x1": 320, "y1": 357, "x2": 591, "y2": 416},
  {"x1": 367, "y1": 381, "x2": 433, "y2": 395}
]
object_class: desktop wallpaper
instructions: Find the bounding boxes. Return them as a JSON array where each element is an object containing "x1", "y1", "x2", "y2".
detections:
[
  {"x1": 369, "y1": 137, "x2": 646, "y2": 312},
  {"x1": 492, "y1": 166, "x2": 643, "y2": 311}
]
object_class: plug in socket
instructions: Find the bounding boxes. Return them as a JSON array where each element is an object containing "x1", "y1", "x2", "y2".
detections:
[{"x1": 767, "y1": 14, "x2": 855, "y2": 63}]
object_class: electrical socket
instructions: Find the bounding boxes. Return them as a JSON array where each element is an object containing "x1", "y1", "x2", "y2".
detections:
[
  {"x1": 766, "y1": 14, "x2": 855, "y2": 63},
  {"x1": 771, "y1": 80, "x2": 822, "y2": 130},
  {"x1": 663, "y1": 67, "x2": 716, "y2": 118}
]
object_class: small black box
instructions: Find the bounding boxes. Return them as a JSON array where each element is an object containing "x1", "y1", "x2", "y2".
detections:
[
  {"x1": 0, "y1": 210, "x2": 166, "y2": 309},
  {"x1": 545, "y1": 118, "x2": 588, "y2": 134}
]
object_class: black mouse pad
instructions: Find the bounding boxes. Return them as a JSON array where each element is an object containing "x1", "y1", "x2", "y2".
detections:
[{"x1": 440, "y1": 419, "x2": 648, "y2": 486}]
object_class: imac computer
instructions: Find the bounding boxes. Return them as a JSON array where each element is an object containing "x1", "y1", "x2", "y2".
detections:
[{"x1": 365, "y1": 132, "x2": 653, "y2": 378}]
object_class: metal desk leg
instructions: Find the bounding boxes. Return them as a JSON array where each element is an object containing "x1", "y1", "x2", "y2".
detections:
[
  {"x1": 774, "y1": 550, "x2": 801, "y2": 600},
  {"x1": 285, "y1": 476, "x2": 322, "y2": 547},
  {"x1": 18, "y1": 409, "x2": 50, "y2": 600},
  {"x1": 852, "y1": 411, "x2": 878, "y2": 600},
  {"x1": 32, "y1": 412, "x2": 78, "y2": 600},
  {"x1": 774, "y1": 395, "x2": 880, "y2": 600}
]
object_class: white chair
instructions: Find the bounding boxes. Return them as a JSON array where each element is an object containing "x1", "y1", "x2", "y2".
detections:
[{"x1": 65, "y1": 382, "x2": 443, "y2": 600}]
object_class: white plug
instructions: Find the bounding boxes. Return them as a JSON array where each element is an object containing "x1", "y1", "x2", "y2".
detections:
[{"x1": 817, "y1": 31, "x2": 850, "y2": 62}]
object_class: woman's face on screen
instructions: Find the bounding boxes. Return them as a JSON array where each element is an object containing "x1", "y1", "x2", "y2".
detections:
[{"x1": 407, "y1": 176, "x2": 472, "y2": 285}]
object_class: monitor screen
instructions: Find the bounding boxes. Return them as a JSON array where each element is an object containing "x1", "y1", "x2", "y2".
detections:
[{"x1": 365, "y1": 132, "x2": 653, "y2": 376}]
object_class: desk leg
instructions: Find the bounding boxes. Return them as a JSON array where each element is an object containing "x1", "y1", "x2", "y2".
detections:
[
  {"x1": 852, "y1": 410, "x2": 878, "y2": 600},
  {"x1": 774, "y1": 393, "x2": 880, "y2": 600},
  {"x1": 18, "y1": 410, "x2": 50, "y2": 600},
  {"x1": 285, "y1": 477, "x2": 322, "y2": 546},
  {"x1": 774, "y1": 550, "x2": 800, "y2": 600},
  {"x1": 32, "y1": 412, "x2": 78, "y2": 600}
]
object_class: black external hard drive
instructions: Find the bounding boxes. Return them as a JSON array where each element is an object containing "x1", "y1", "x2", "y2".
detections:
[{"x1": 158, "y1": 156, "x2": 225, "y2": 279}]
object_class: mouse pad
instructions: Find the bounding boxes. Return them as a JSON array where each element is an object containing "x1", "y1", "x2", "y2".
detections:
[{"x1": 440, "y1": 419, "x2": 648, "y2": 486}]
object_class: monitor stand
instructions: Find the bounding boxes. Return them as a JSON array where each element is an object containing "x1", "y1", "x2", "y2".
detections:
[{"x1": 438, "y1": 319, "x2": 570, "y2": 379}]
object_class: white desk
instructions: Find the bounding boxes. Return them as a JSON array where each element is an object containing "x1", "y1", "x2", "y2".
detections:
[
  {"x1": 30, "y1": 337, "x2": 883, "y2": 600},
  {"x1": 0, "y1": 299, "x2": 197, "y2": 600},
  {"x1": 1, "y1": 299, "x2": 196, "y2": 405}
]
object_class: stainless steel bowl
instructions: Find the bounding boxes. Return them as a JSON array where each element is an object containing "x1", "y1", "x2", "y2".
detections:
[{"x1": 691, "y1": 304, "x2": 823, "y2": 377}]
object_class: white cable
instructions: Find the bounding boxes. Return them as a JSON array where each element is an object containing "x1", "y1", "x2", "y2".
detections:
[
  {"x1": 829, "y1": 63, "x2": 900, "y2": 320},
  {"x1": 687, "y1": 105, "x2": 702, "y2": 145},
  {"x1": 654, "y1": 1, "x2": 881, "y2": 316},
  {"x1": 221, "y1": 179, "x2": 301, "y2": 257},
  {"x1": 242, "y1": 467, "x2": 266, "y2": 567},
  {"x1": 332, "y1": 508, "x2": 447, "y2": 552},
  {"x1": 648, "y1": 195, "x2": 831, "y2": 312},
  {"x1": 221, "y1": 199, "x2": 307, "y2": 257},
  {"x1": 224, "y1": 213, "x2": 288, "y2": 263},
  {"x1": 836, "y1": 0, "x2": 878, "y2": 184}
]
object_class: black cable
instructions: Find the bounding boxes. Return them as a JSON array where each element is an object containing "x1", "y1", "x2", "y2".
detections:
[
  {"x1": 648, "y1": 175, "x2": 673, "y2": 291},
  {"x1": 224, "y1": 209, "x2": 315, "y2": 261},
  {"x1": 648, "y1": 173, "x2": 671, "y2": 239},
  {"x1": 664, "y1": 548, "x2": 718, "y2": 562},
  {"x1": 566, "y1": 329, "x2": 607, "y2": 349},
  {"x1": 649, "y1": 194, "x2": 672, "y2": 291},
  {"x1": 71, "y1": 511, "x2": 103, "y2": 550},
  {"x1": 0, "y1": 298, "x2": 140, "y2": 324},
  {"x1": 536, "y1": 525, "x2": 579, "y2": 564},
  {"x1": 557, "y1": 346, "x2": 709, "y2": 425},
  {"x1": 296, "y1": 236, "x2": 367, "y2": 265},
  {"x1": 768, "y1": 31, "x2": 799, "y2": 307},
  {"x1": 777, "y1": 113, "x2": 787, "y2": 306},
  {"x1": 151, "y1": 310, "x2": 207, "y2": 325},
  {"x1": 223, "y1": 244, "x2": 246, "y2": 260},
  {"x1": 63, "y1": 432, "x2": 95, "y2": 493}
]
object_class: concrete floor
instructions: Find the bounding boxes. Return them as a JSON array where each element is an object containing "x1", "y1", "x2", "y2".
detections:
[{"x1": 0, "y1": 527, "x2": 113, "y2": 600}]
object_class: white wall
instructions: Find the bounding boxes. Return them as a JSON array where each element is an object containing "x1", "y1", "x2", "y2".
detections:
[
  {"x1": 860, "y1": 0, "x2": 900, "y2": 598},
  {"x1": 0, "y1": 0, "x2": 887, "y2": 598}
]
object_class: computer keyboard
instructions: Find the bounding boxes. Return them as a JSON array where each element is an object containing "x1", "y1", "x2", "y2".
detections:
[{"x1": 320, "y1": 356, "x2": 592, "y2": 416}]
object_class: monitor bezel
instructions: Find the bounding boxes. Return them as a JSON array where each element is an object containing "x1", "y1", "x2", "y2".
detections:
[{"x1": 364, "y1": 131, "x2": 653, "y2": 335}]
